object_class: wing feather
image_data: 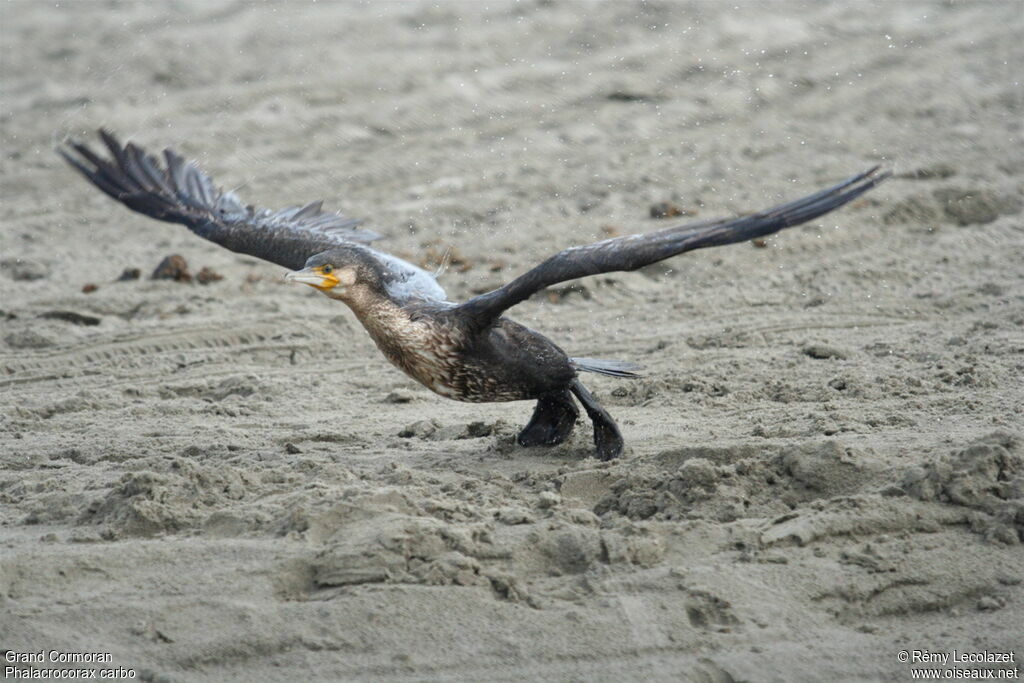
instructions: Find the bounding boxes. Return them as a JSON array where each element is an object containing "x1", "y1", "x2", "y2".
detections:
[
  {"x1": 457, "y1": 167, "x2": 889, "y2": 328},
  {"x1": 60, "y1": 129, "x2": 382, "y2": 270},
  {"x1": 127, "y1": 143, "x2": 174, "y2": 196}
]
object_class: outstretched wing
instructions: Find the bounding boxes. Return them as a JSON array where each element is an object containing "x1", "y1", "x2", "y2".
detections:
[
  {"x1": 456, "y1": 167, "x2": 889, "y2": 328},
  {"x1": 59, "y1": 129, "x2": 382, "y2": 271}
]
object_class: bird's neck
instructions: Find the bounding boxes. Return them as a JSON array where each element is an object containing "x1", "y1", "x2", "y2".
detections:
[
  {"x1": 343, "y1": 290, "x2": 425, "y2": 365},
  {"x1": 341, "y1": 289, "x2": 462, "y2": 396},
  {"x1": 341, "y1": 287, "x2": 401, "y2": 336}
]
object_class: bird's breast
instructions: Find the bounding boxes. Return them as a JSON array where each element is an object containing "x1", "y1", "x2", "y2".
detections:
[
  {"x1": 349, "y1": 298, "x2": 559, "y2": 403},
  {"x1": 352, "y1": 300, "x2": 467, "y2": 398}
]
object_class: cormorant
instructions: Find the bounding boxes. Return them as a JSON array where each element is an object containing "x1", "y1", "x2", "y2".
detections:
[{"x1": 60, "y1": 130, "x2": 888, "y2": 460}]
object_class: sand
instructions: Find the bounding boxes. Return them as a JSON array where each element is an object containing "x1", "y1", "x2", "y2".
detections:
[{"x1": 2, "y1": 2, "x2": 1022, "y2": 681}]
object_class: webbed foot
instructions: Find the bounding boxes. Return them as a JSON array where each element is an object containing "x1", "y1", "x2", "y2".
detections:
[
  {"x1": 570, "y1": 379, "x2": 625, "y2": 461},
  {"x1": 517, "y1": 391, "x2": 579, "y2": 447}
]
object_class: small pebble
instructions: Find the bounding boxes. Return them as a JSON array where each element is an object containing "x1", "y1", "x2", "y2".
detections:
[
  {"x1": 649, "y1": 201, "x2": 691, "y2": 219},
  {"x1": 803, "y1": 344, "x2": 848, "y2": 360},
  {"x1": 152, "y1": 254, "x2": 192, "y2": 282},
  {"x1": 196, "y1": 267, "x2": 223, "y2": 285}
]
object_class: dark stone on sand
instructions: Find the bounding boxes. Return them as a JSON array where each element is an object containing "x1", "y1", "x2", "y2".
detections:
[
  {"x1": 39, "y1": 310, "x2": 102, "y2": 326},
  {"x1": 803, "y1": 344, "x2": 848, "y2": 360},
  {"x1": 152, "y1": 254, "x2": 192, "y2": 282},
  {"x1": 196, "y1": 267, "x2": 223, "y2": 285},
  {"x1": 117, "y1": 267, "x2": 141, "y2": 281},
  {"x1": 649, "y1": 201, "x2": 690, "y2": 219},
  {"x1": 607, "y1": 91, "x2": 660, "y2": 103}
]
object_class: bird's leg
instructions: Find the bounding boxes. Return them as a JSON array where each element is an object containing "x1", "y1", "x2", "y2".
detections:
[
  {"x1": 517, "y1": 391, "x2": 579, "y2": 448},
  {"x1": 570, "y1": 380, "x2": 624, "y2": 461}
]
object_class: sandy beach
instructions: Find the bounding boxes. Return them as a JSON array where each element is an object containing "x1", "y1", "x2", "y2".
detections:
[{"x1": 2, "y1": 2, "x2": 1022, "y2": 681}]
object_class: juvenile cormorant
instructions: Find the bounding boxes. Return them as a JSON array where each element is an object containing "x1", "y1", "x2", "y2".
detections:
[{"x1": 60, "y1": 130, "x2": 888, "y2": 460}]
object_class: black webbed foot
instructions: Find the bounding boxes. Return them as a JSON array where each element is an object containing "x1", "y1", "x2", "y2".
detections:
[
  {"x1": 517, "y1": 391, "x2": 579, "y2": 448},
  {"x1": 591, "y1": 417, "x2": 624, "y2": 461},
  {"x1": 570, "y1": 379, "x2": 624, "y2": 461}
]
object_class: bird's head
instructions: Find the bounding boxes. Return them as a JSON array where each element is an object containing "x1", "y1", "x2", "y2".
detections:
[{"x1": 284, "y1": 246, "x2": 385, "y2": 303}]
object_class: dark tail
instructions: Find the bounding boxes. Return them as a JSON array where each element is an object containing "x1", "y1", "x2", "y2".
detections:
[{"x1": 571, "y1": 357, "x2": 643, "y2": 379}]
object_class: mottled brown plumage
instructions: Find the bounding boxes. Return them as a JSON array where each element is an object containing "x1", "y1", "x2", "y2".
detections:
[{"x1": 60, "y1": 129, "x2": 889, "y2": 460}]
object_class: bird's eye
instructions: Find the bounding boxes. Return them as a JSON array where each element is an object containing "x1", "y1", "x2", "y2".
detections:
[{"x1": 322, "y1": 265, "x2": 334, "y2": 274}]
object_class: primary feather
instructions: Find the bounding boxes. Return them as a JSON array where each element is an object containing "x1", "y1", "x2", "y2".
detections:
[
  {"x1": 457, "y1": 166, "x2": 889, "y2": 327},
  {"x1": 59, "y1": 129, "x2": 380, "y2": 271}
]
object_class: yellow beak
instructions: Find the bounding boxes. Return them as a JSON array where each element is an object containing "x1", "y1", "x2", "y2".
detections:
[{"x1": 284, "y1": 267, "x2": 339, "y2": 291}]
